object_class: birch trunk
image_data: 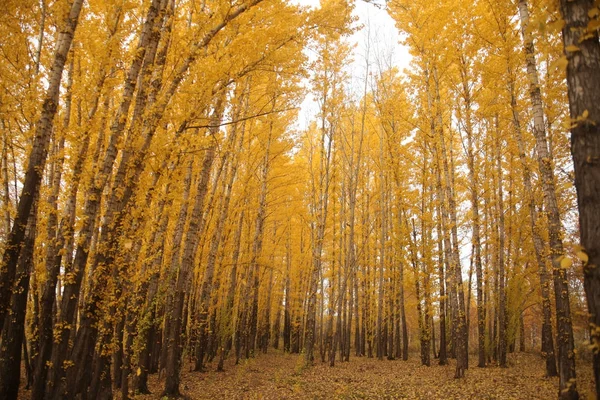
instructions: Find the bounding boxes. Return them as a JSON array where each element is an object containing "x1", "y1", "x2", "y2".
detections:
[
  {"x1": 436, "y1": 214, "x2": 448, "y2": 365},
  {"x1": 0, "y1": 0, "x2": 83, "y2": 327},
  {"x1": 163, "y1": 99, "x2": 224, "y2": 396},
  {"x1": 45, "y1": 2, "x2": 164, "y2": 397},
  {"x1": 196, "y1": 118, "x2": 242, "y2": 371},
  {"x1": 507, "y1": 61, "x2": 558, "y2": 376},
  {"x1": 305, "y1": 101, "x2": 334, "y2": 365},
  {"x1": 377, "y1": 130, "x2": 386, "y2": 361},
  {"x1": 432, "y1": 65, "x2": 467, "y2": 377},
  {"x1": 495, "y1": 117, "x2": 507, "y2": 368},
  {"x1": 520, "y1": 1, "x2": 578, "y2": 396},
  {"x1": 458, "y1": 55, "x2": 485, "y2": 368}
]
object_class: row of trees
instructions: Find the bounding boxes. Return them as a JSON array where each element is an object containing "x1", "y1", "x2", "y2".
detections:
[
  {"x1": 0, "y1": 0, "x2": 351, "y2": 397},
  {"x1": 0, "y1": 0, "x2": 599, "y2": 399}
]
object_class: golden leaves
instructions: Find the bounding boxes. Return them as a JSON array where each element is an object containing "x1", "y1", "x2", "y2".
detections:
[
  {"x1": 559, "y1": 256, "x2": 573, "y2": 269},
  {"x1": 588, "y1": 18, "x2": 600, "y2": 32},
  {"x1": 547, "y1": 18, "x2": 565, "y2": 33},
  {"x1": 552, "y1": 56, "x2": 568, "y2": 72},
  {"x1": 560, "y1": 244, "x2": 590, "y2": 268},
  {"x1": 576, "y1": 250, "x2": 589, "y2": 265},
  {"x1": 567, "y1": 109, "x2": 592, "y2": 129},
  {"x1": 137, "y1": 352, "x2": 584, "y2": 399},
  {"x1": 565, "y1": 45, "x2": 580, "y2": 53}
]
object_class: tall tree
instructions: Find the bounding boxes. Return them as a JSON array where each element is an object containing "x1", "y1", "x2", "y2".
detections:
[
  {"x1": 0, "y1": 0, "x2": 84, "y2": 328},
  {"x1": 558, "y1": 0, "x2": 600, "y2": 397},
  {"x1": 517, "y1": 1, "x2": 578, "y2": 397}
]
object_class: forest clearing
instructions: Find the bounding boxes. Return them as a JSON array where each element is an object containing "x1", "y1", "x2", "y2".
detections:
[{"x1": 1, "y1": 0, "x2": 600, "y2": 399}]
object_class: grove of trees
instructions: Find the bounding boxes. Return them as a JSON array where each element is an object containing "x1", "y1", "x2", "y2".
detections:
[{"x1": 0, "y1": 0, "x2": 599, "y2": 399}]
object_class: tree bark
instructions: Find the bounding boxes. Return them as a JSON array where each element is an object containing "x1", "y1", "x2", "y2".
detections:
[
  {"x1": 432, "y1": 64, "x2": 467, "y2": 377},
  {"x1": 0, "y1": 201, "x2": 37, "y2": 399},
  {"x1": 196, "y1": 111, "x2": 241, "y2": 371},
  {"x1": 507, "y1": 43, "x2": 558, "y2": 376},
  {"x1": 163, "y1": 98, "x2": 224, "y2": 396},
  {"x1": 495, "y1": 117, "x2": 507, "y2": 368},
  {"x1": 305, "y1": 93, "x2": 334, "y2": 366},
  {"x1": 377, "y1": 128, "x2": 386, "y2": 361},
  {"x1": 0, "y1": 0, "x2": 83, "y2": 328},
  {"x1": 458, "y1": 55, "x2": 485, "y2": 368},
  {"x1": 45, "y1": 2, "x2": 164, "y2": 397},
  {"x1": 558, "y1": 1, "x2": 600, "y2": 397},
  {"x1": 519, "y1": 1, "x2": 579, "y2": 397}
]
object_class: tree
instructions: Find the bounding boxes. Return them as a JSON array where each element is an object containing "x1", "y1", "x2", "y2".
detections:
[
  {"x1": 557, "y1": 0, "x2": 600, "y2": 397},
  {"x1": 0, "y1": 0, "x2": 83, "y2": 330},
  {"x1": 517, "y1": 0, "x2": 578, "y2": 396}
]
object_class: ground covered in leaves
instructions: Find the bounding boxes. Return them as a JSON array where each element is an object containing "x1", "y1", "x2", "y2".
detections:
[{"x1": 135, "y1": 351, "x2": 595, "y2": 399}]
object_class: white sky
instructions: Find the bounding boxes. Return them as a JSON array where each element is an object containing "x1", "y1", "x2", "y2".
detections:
[{"x1": 293, "y1": 0, "x2": 412, "y2": 129}]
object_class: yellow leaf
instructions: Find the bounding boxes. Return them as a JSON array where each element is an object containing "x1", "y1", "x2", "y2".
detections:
[
  {"x1": 560, "y1": 256, "x2": 573, "y2": 269},
  {"x1": 589, "y1": 19, "x2": 600, "y2": 32},
  {"x1": 553, "y1": 56, "x2": 568, "y2": 71},
  {"x1": 565, "y1": 45, "x2": 580, "y2": 52},
  {"x1": 583, "y1": 110, "x2": 589, "y2": 119},
  {"x1": 548, "y1": 18, "x2": 565, "y2": 32},
  {"x1": 136, "y1": 367, "x2": 142, "y2": 376},
  {"x1": 576, "y1": 251, "x2": 589, "y2": 264}
]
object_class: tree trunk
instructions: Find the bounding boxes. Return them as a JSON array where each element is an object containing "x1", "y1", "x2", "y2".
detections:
[
  {"x1": 0, "y1": 0, "x2": 83, "y2": 328},
  {"x1": 431, "y1": 65, "x2": 467, "y2": 377},
  {"x1": 458, "y1": 55, "x2": 485, "y2": 368},
  {"x1": 305, "y1": 102, "x2": 334, "y2": 366},
  {"x1": 0, "y1": 201, "x2": 37, "y2": 399},
  {"x1": 495, "y1": 117, "x2": 507, "y2": 368},
  {"x1": 45, "y1": 3, "x2": 164, "y2": 397},
  {"x1": 507, "y1": 51, "x2": 558, "y2": 376},
  {"x1": 283, "y1": 217, "x2": 292, "y2": 353},
  {"x1": 399, "y1": 233, "x2": 409, "y2": 361},
  {"x1": 163, "y1": 99, "x2": 223, "y2": 396},
  {"x1": 558, "y1": 1, "x2": 600, "y2": 397},
  {"x1": 195, "y1": 113, "x2": 240, "y2": 371},
  {"x1": 520, "y1": 1, "x2": 579, "y2": 397}
]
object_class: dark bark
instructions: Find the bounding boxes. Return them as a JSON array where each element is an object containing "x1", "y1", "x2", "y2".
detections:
[
  {"x1": 0, "y1": 202, "x2": 37, "y2": 400},
  {"x1": 515, "y1": 0, "x2": 578, "y2": 395},
  {"x1": 45, "y1": 2, "x2": 164, "y2": 397},
  {"x1": 283, "y1": 222, "x2": 292, "y2": 353},
  {"x1": 495, "y1": 120, "x2": 507, "y2": 368},
  {"x1": 163, "y1": 99, "x2": 224, "y2": 395},
  {"x1": 65, "y1": 1, "x2": 171, "y2": 393},
  {"x1": 0, "y1": 0, "x2": 83, "y2": 328},
  {"x1": 436, "y1": 217, "x2": 448, "y2": 365},
  {"x1": 558, "y1": 1, "x2": 600, "y2": 398}
]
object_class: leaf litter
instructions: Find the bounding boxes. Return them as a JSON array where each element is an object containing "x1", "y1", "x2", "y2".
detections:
[{"x1": 133, "y1": 351, "x2": 596, "y2": 399}]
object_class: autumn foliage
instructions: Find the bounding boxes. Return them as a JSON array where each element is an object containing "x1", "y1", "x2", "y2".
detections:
[{"x1": 0, "y1": 0, "x2": 599, "y2": 399}]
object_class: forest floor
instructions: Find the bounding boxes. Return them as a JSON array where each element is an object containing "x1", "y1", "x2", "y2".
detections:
[
  {"x1": 135, "y1": 350, "x2": 595, "y2": 399},
  {"x1": 16, "y1": 350, "x2": 596, "y2": 399}
]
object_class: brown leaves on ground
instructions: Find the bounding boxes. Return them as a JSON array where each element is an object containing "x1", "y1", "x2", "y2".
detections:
[{"x1": 137, "y1": 351, "x2": 596, "y2": 399}]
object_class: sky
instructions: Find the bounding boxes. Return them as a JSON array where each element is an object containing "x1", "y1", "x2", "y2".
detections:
[
  {"x1": 293, "y1": 0, "x2": 412, "y2": 129},
  {"x1": 288, "y1": 1, "x2": 479, "y2": 268}
]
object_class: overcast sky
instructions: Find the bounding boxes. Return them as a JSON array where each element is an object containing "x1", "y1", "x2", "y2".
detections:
[{"x1": 293, "y1": 0, "x2": 412, "y2": 129}]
